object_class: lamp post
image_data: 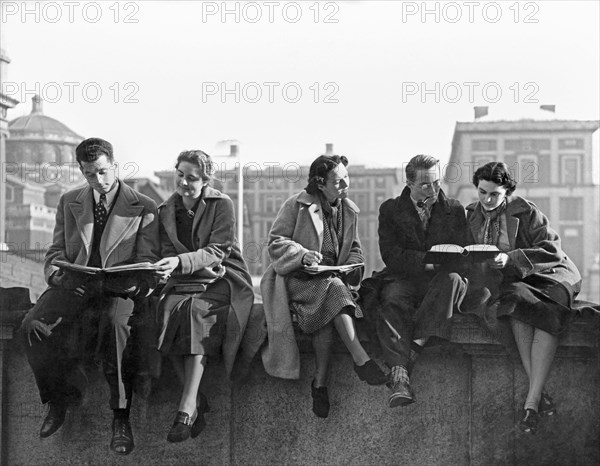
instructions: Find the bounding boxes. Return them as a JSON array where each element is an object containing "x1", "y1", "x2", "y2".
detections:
[{"x1": 230, "y1": 144, "x2": 244, "y2": 252}]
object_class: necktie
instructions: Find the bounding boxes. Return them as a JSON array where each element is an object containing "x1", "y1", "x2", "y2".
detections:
[
  {"x1": 95, "y1": 193, "x2": 108, "y2": 226},
  {"x1": 418, "y1": 205, "x2": 430, "y2": 230}
]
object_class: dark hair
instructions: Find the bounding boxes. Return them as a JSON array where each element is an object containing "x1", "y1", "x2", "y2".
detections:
[
  {"x1": 472, "y1": 162, "x2": 517, "y2": 195},
  {"x1": 305, "y1": 155, "x2": 348, "y2": 195},
  {"x1": 405, "y1": 154, "x2": 439, "y2": 183},
  {"x1": 76, "y1": 137, "x2": 113, "y2": 165},
  {"x1": 175, "y1": 150, "x2": 214, "y2": 182}
]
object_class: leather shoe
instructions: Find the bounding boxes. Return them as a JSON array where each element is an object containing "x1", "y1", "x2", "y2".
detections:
[
  {"x1": 311, "y1": 380, "x2": 330, "y2": 418},
  {"x1": 519, "y1": 408, "x2": 540, "y2": 434},
  {"x1": 539, "y1": 392, "x2": 556, "y2": 417},
  {"x1": 40, "y1": 403, "x2": 67, "y2": 438},
  {"x1": 191, "y1": 393, "x2": 211, "y2": 439},
  {"x1": 388, "y1": 379, "x2": 416, "y2": 408},
  {"x1": 111, "y1": 417, "x2": 134, "y2": 455},
  {"x1": 354, "y1": 359, "x2": 387, "y2": 386},
  {"x1": 167, "y1": 410, "x2": 197, "y2": 443}
]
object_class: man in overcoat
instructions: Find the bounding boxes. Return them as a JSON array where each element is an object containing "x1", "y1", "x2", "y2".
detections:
[
  {"x1": 21, "y1": 137, "x2": 160, "y2": 455},
  {"x1": 362, "y1": 154, "x2": 469, "y2": 408}
]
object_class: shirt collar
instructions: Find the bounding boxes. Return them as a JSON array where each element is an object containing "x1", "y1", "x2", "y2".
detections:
[{"x1": 93, "y1": 180, "x2": 119, "y2": 208}]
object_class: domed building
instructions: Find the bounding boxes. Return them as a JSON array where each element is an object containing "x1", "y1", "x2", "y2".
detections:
[
  {"x1": 4, "y1": 96, "x2": 84, "y2": 250},
  {"x1": 7, "y1": 95, "x2": 83, "y2": 165}
]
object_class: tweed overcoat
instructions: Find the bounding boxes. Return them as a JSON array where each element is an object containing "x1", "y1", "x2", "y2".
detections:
[
  {"x1": 465, "y1": 195, "x2": 581, "y2": 298},
  {"x1": 158, "y1": 187, "x2": 255, "y2": 375},
  {"x1": 260, "y1": 190, "x2": 364, "y2": 379}
]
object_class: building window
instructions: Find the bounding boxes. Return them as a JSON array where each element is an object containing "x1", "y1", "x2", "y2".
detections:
[
  {"x1": 559, "y1": 197, "x2": 583, "y2": 221},
  {"x1": 472, "y1": 140, "x2": 497, "y2": 151},
  {"x1": 561, "y1": 155, "x2": 582, "y2": 184},
  {"x1": 516, "y1": 155, "x2": 539, "y2": 184},
  {"x1": 558, "y1": 138, "x2": 584, "y2": 150},
  {"x1": 473, "y1": 156, "x2": 494, "y2": 167},
  {"x1": 375, "y1": 177, "x2": 385, "y2": 188},
  {"x1": 5, "y1": 185, "x2": 14, "y2": 202},
  {"x1": 504, "y1": 139, "x2": 550, "y2": 152}
]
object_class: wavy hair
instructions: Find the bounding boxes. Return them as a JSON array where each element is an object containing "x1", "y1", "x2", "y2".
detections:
[
  {"x1": 472, "y1": 162, "x2": 517, "y2": 195},
  {"x1": 305, "y1": 155, "x2": 348, "y2": 195}
]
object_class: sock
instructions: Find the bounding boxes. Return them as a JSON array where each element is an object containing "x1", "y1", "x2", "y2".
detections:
[{"x1": 391, "y1": 365, "x2": 409, "y2": 384}]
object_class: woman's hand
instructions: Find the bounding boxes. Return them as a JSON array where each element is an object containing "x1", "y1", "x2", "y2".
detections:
[
  {"x1": 487, "y1": 253, "x2": 509, "y2": 269},
  {"x1": 155, "y1": 257, "x2": 180, "y2": 278},
  {"x1": 302, "y1": 250, "x2": 323, "y2": 266}
]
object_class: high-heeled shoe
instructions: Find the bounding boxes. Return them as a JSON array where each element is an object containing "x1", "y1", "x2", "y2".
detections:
[
  {"x1": 518, "y1": 408, "x2": 540, "y2": 434},
  {"x1": 311, "y1": 379, "x2": 330, "y2": 418},
  {"x1": 167, "y1": 409, "x2": 198, "y2": 443},
  {"x1": 538, "y1": 392, "x2": 557, "y2": 417}
]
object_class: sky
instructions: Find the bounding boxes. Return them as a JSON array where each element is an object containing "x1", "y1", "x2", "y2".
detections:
[{"x1": 2, "y1": 0, "x2": 599, "y2": 179}]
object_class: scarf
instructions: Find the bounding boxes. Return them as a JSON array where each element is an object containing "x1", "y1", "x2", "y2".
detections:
[{"x1": 480, "y1": 199, "x2": 506, "y2": 246}]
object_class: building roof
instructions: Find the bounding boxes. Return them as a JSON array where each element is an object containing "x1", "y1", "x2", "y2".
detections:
[{"x1": 8, "y1": 96, "x2": 83, "y2": 144}]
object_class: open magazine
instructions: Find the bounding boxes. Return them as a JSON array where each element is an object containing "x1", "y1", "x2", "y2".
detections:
[
  {"x1": 303, "y1": 262, "x2": 365, "y2": 274},
  {"x1": 423, "y1": 244, "x2": 500, "y2": 264},
  {"x1": 53, "y1": 260, "x2": 161, "y2": 276}
]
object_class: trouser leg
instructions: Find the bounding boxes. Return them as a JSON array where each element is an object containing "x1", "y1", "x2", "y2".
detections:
[
  {"x1": 377, "y1": 279, "x2": 421, "y2": 368},
  {"x1": 100, "y1": 297, "x2": 136, "y2": 410},
  {"x1": 414, "y1": 271, "x2": 467, "y2": 341}
]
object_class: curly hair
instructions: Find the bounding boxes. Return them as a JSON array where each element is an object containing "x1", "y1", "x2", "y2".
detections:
[
  {"x1": 175, "y1": 150, "x2": 214, "y2": 183},
  {"x1": 76, "y1": 137, "x2": 114, "y2": 165},
  {"x1": 472, "y1": 162, "x2": 517, "y2": 196},
  {"x1": 305, "y1": 154, "x2": 349, "y2": 195}
]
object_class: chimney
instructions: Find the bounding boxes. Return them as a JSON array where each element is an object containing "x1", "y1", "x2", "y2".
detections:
[
  {"x1": 325, "y1": 143, "x2": 334, "y2": 155},
  {"x1": 540, "y1": 104, "x2": 556, "y2": 113},
  {"x1": 31, "y1": 95, "x2": 43, "y2": 114},
  {"x1": 474, "y1": 106, "x2": 488, "y2": 119},
  {"x1": 230, "y1": 144, "x2": 239, "y2": 157}
]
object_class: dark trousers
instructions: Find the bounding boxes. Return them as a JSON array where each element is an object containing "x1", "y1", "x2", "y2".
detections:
[
  {"x1": 376, "y1": 272, "x2": 467, "y2": 368},
  {"x1": 25, "y1": 287, "x2": 141, "y2": 410}
]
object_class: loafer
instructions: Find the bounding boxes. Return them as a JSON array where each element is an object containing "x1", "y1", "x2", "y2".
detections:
[
  {"x1": 388, "y1": 379, "x2": 416, "y2": 408},
  {"x1": 191, "y1": 393, "x2": 211, "y2": 439},
  {"x1": 167, "y1": 409, "x2": 198, "y2": 443},
  {"x1": 40, "y1": 403, "x2": 67, "y2": 438},
  {"x1": 519, "y1": 408, "x2": 540, "y2": 434},
  {"x1": 311, "y1": 380, "x2": 330, "y2": 418},
  {"x1": 354, "y1": 359, "x2": 388, "y2": 386},
  {"x1": 539, "y1": 392, "x2": 556, "y2": 417},
  {"x1": 111, "y1": 417, "x2": 134, "y2": 455}
]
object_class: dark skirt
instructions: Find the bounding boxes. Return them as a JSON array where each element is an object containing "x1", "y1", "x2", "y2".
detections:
[
  {"x1": 496, "y1": 274, "x2": 575, "y2": 335},
  {"x1": 157, "y1": 279, "x2": 230, "y2": 356}
]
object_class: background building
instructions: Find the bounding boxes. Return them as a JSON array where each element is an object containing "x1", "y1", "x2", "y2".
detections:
[{"x1": 446, "y1": 106, "x2": 600, "y2": 301}]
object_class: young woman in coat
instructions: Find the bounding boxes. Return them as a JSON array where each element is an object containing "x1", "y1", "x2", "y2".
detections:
[
  {"x1": 466, "y1": 162, "x2": 581, "y2": 434},
  {"x1": 261, "y1": 154, "x2": 386, "y2": 418},
  {"x1": 154, "y1": 150, "x2": 255, "y2": 442}
]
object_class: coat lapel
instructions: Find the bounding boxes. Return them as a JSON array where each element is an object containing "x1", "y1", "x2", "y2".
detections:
[
  {"x1": 307, "y1": 203, "x2": 324, "y2": 249},
  {"x1": 68, "y1": 187, "x2": 94, "y2": 258},
  {"x1": 337, "y1": 199, "x2": 358, "y2": 265},
  {"x1": 101, "y1": 182, "x2": 143, "y2": 264},
  {"x1": 468, "y1": 202, "x2": 486, "y2": 244},
  {"x1": 161, "y1": 196, "x2": 190, "y2": 254}
]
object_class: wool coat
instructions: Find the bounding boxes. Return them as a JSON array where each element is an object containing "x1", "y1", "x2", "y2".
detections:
[
  {"x1": 158, "y1": 187, "x2": 255, "y2": 375},
  {"x1": 466, "y1": 195, "x2": 581, "y2": 298},
  {"x1": 376, "y1": 186, "x2": 468, "y2": 282},
  {"x1": 44, "y1": 179, "x2": 160, "y2": 280},
  {"x1": 260, "y1": 190, "x2": 364, "y2": 379}
]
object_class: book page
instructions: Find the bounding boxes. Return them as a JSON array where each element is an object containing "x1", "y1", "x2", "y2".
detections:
[
  {"x1": 428, "y1": 244, "x2": 465, "y2": 254},
  {"x1": 464, "y1": 244, "x2": 500, "y2": 253},
  {"x1": 303, "y1": 262, "x2": 364, "y2": 274}
]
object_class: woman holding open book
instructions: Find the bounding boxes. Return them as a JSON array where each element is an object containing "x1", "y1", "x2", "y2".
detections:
[
  {"x1": 466, "y1": 162, "x2": 581, "y2": 434},
  {"x1": 260, "y1": 154, "x2": 386, "y2": 418},
  {"x1": 153, "y1": 150, "x2": 255, "y2": 443}
]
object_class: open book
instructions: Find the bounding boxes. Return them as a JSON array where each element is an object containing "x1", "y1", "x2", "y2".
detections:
[
  {"x1": 423, "y1": 244, "x2": 500, "y2": 264},
  {"x1": 303, "y1": 262, "x2": 364, "y2": 274},
  {"x1": 53, "y1": 260, "x2": 161, "y2": 276}
]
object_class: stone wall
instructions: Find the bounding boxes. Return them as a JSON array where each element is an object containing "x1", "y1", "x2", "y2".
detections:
[{"x1": 1, "y1": 290, "x2": 599, "y2": 466}]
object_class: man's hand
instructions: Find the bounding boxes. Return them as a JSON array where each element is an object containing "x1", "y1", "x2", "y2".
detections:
[
  {"x1": 154, "y1": 257, "x2": 180, "y2": 279},
  {"x1": 487, "y1": 253, "x2": 509, "y2": 269},
  {"x1": 20, "y1": 315, "x2": 63, "y2": 346}
]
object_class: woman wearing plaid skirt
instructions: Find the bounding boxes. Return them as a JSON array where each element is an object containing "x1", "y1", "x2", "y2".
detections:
[{"x1": 263, "y1": 154, "x2": 387, "y2": 418}]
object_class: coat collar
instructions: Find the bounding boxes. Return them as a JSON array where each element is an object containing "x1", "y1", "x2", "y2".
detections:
[
  {"x1": 159, "y1": 186, "x2": 226, "y2": 253},
  {"x1": 466, "y1": 195, "x2": 529, "y2": 249},
  {"x1": 69, "y1": 180, "x2": 145, "y2": 265}
]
